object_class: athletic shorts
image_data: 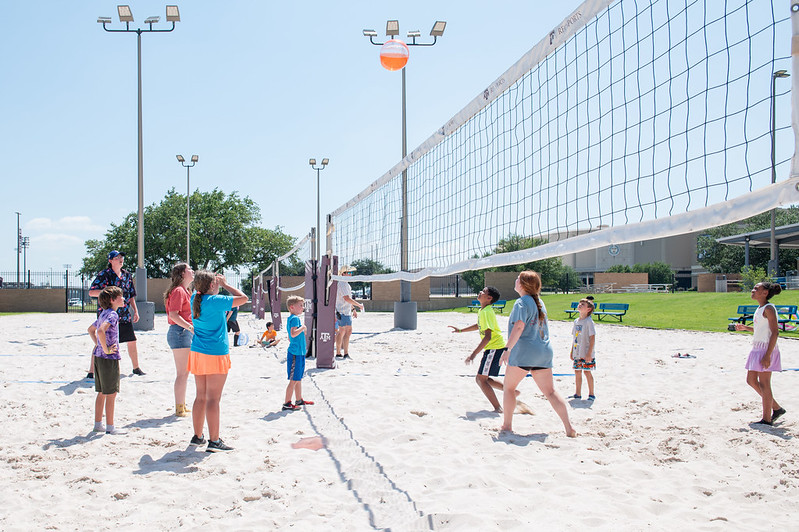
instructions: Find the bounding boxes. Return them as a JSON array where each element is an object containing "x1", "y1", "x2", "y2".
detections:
[
  {"x1": 227, "y1": 320, "x2": 240, "y2": 333},
  {"x1": 573, "y1": 358, "x2": 596, "y2": 371},
  {"x1": 167, "y1": 324, "x2": 193, "y2": 349},
  {"x1": 94, "y1": 357, "x2": 120, "y2": 394},
  {"x1": 187, "y1": 351, "x2": 231, "y2": 375},
  {"x1": 336, "y1": 314, "x2": 353, "y2": 327},
  {"x1": 478, "y1": 348, "x2": 505, "y2": 377},
  {"x1": 287, "y1": 354, "x2": 305, "y2": 381},
  {"x1": 518, "y1": 366, "x2": 548, "y2": 372},
  {"x1": 119, "y1": 321, "x2": 136, "y2": 343}
]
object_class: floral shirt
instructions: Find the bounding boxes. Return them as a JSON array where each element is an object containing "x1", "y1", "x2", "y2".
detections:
[{"x1": 91, "y1": 267, "x2": 136, "y2": 323}]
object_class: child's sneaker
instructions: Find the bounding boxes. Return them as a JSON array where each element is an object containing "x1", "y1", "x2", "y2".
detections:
[
  {"x1": 105, "y1": 427, "x2": 127, "y2": 435},
  {"x1": 206, "y1": 439, "x2": 233, "y2": 452},
  {"x1": 282, "y1": 402, "x2": 300, "y2": 411},
  {"x1": 190, "y1": 434, "x2": 206, "y2": 446},
  {"x1": 92, "y1": 423, "x2": 105, "y2": 433},
  {"x1": 132, "y1": 368, "x2": 146, "y2": 376},
  {"x1": 587, "y1": 395, "x2": 596, "y2": 401},
  {"x1": 85, "y1": 372, "x2": 94, "y2": 380},
  {"x1": 295, "y1": 399, "x2": 314, "y2": 406}
]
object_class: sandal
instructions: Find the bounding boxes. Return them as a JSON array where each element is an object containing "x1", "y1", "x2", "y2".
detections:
[{"x1": 772, "y1": 408, "x2": 786, "y2": 422}]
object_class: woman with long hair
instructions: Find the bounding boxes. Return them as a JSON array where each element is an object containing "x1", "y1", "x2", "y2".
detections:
[
  {"x1": 164, "y1": 263, "x2": 194, "y2": 417},
  {"x1": 500, "y1": 271, "x2": 576, "y2": 437},
  {"x1": 188, "y1": 271, "x2": 248, "y2": 452}
]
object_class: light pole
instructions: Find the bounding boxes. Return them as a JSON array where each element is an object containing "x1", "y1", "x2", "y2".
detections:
[
  {"x1": 98, "y1": 5, "x2": 180, "y2": 318},
  {"x1": 15, "y1": 211, "x2": 21, "y2": 286},
  {"x1": 363, "y1": 20, "x2": 446, "y2": 329},
  {"x1": 21, "y1": 237, "x2": 30, "y2": 288},
  {"x1": 770, "y1": 69, "x2": 790, "y2": 276},
  {"x1": 309, "y1": 158, "x2": 329, "y2": 262},
  {"x1": 176, "y1": 154, "x2": 198, "y2": 265}
]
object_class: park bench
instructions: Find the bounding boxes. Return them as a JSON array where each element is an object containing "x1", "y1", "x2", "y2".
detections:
[
  {"x1": 564, "y1": 301, "x2": 580, "y2": 318},
  {"x1": 492, "y1": 300, "x2": 507, "y2": 313},
  {"x1": 729, "y1": 304, "x2": 798, "y2": 331},
  {"x1": 467, "y1": 299, "x2": 480, "y2": 312},
  {"x1": 594, "y1": 302, "x2": 629, "y2": 322}
]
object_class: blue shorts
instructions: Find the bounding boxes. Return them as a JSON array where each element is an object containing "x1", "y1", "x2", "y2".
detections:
[
  {"x1": 287, "y1": 354, "x2": 305, "y2": 381},
  {"x1": 167, "y1": 324, "x2": 193, "y2": 349},
  {"x1": 336, "y1": 314, "x2": 353, "y2": 327}
]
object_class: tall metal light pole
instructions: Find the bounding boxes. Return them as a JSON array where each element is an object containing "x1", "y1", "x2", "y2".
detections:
[
  {"x1": 21, "y1": 237, "x2": 30, "y2": 288},
  {"x1": 98, "y1": 5, "x2": 180, "y2": 325},
  {"x1": 15, "y1": 211, "x2": 21, "y2": 286},
  {"x1": 770, "y1": 69, "x2": 790, "y2": 276},
  {"x1": 176, "y1": 154, "x2": 198, "y2": 265},
  {"x1": 309, "y1": 158, "x2": 329, "y2": 262},
  {"x1": 363, "y1": 20, "x2": 446, "y2": 329}
]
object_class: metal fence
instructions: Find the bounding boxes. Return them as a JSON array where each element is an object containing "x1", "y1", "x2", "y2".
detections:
[{"x1": 429, "y1": 275, "x2": 477, "y2": 298}]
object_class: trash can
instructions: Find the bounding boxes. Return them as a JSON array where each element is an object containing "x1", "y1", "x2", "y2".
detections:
[{"x1": 715, "y1": 275, "x2": 727, "y2": 293}]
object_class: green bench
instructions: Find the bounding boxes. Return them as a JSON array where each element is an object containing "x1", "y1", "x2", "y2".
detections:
[{"x1": 594, "y1": 302, "x2": 629, "y2": 322}]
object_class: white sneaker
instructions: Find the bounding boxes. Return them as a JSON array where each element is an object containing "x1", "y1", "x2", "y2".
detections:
[{"x1": 105, "y1": 427, "x2": 127, "y2": 435}]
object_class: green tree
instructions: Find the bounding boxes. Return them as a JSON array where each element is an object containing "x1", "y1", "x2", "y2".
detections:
[
  {"x1": 631, "y1": 262, "x2": 674, "y2": 284},
  {"x1": 349, "y1": 258, "x2": 393, "y2": 298},
  {"x1": 697, "y1": 207, "x2": 799, "y2": 273},
  {"x1": 81, "y1": 188, "x2": 299, "y2": 287},
  {"x1": 740, "y1": 265, "x2": 772, "y2": 291},
  {"x1": 606, "y1": 264, "x2": 632, "y2": 273}
]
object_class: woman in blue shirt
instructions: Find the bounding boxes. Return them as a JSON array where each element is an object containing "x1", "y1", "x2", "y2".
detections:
[
  {"x1": 500, "y1": 271, "x2": 576, "y2": 437},
  {"x1": 188, "y1": 271, "x2": 248, "y2": 452}
]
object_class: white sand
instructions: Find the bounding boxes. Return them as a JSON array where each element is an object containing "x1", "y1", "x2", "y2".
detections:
[{"x1": 0, "y1": 310, "x2": 797, "y2": 530}]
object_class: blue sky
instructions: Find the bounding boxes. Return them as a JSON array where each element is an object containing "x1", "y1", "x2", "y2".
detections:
[{"x1": 0, "y1": 1, "x2": 579, "y2": 273}]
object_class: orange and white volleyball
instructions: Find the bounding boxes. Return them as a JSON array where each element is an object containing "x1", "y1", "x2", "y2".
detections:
[{"x1": 379, "y1": 39, "x2": 409, "y2": 71}]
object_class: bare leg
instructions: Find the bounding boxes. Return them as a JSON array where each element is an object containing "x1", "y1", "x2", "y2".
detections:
[
  {"x1": 501, "y1": 367, "x2": 528, "y2": 431},
  {"x1": 204, "y1": 374, "x2": 227, "y2": 441},
  {"x1": 476, "y1": 375, "x2": 502, "y2": 412},
  {"x1": 105, "y1": 393, "x2": 117, "y2": 427},
  {"x1": 95, "y1": 393, "x2": 105, "y2": 423},
  {"x1": 574, "y1": 370, "x2": 583, "y2": 396},
  {"x1": 284, "y1": 380, "x2": 298, "y2": 404},
  {"x1": 585, "y1": 371, "x2": 595, "y2": 396},
  {"x1": 192, "y1": 375, "x2": 207, "y2": 438},
  {"x1": 530, "y1": 369, "x2": 577, "y2": 437},
  {"x1": 340, "y1": 326, "x2": 353, "y2": 354},
  {"x1": 335, "y1": 329, "x2": 343, "y2": 355},
  {"x1": 172, "y1": 348, "x2": 191, "y2": 405},
  {"x1": 294, "y1": 380, "x2": 303, "y2": 402},
  {"x1": 747, "y1": 370, "x2": 782, "y2": 413},
  {"x1": 126, "y1": 341, "x2": 140, "y2": 370}
]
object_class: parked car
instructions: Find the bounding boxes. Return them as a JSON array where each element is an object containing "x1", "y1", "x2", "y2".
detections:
[{"x1": 68, "y1": 298, "x2": 82, "y2": 306}]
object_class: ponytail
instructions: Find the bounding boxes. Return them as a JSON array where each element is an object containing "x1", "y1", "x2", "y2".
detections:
[
  {"x1": 518, "y1": 271, "x2": 545, "y2": 326},
  {"x1": 192, "y1": 270, "x2": 215, "y2": 320}
]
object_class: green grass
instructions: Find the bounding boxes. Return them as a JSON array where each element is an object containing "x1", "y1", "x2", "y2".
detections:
[{"x1": 436, "y1": 291, "x2": 799, "y2": 337}]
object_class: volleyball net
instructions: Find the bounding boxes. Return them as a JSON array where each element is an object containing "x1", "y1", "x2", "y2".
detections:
[{"x1": 331, "y1": 0, "x2": 799, "y2": 283}]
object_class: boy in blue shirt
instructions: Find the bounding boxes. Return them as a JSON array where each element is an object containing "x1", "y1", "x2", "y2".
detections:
[{"x1": 283, "y1": 296, "x2": 315, "y2": 411}]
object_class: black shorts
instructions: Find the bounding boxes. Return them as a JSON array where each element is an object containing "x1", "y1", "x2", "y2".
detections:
[
  {"x1": 227, "y1": 320, "x2": 240, "y2": 333},
  {"x1": 94, "y1": 357, "x2": 120, "y2": 394},
  {"x1": 518, "y1": 366, "x2": 548, "y2": 372},
  {"x1": 477, "y1": 348, "x2": 505, "y2": 377},
  {"x1": 119, "y1": 321, "x2": 136, "y2": 343}
]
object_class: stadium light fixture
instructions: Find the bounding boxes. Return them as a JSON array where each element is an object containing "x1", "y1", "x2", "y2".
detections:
[
  {"x1": 177, "y1": 154, "x2": 198, "y2": 265},
  {"x1": 98, "y1": 4, "x2": 181, "y2": 315},
  {"x1": 166, "y1": 5, "x2": 180, "y2": 22},
  {"x1": 363, "y1": 29, "x2": 377, "y2": 37},
  {"x1": 430, "y1": 21, "x2": 446, "y2": 37},
  {"x1": 310, "y1": 158, "x2": 330, "y2": 262},
  {"x1": 769, "y1": 69, "x2": 791, "y2": 275},
  {"x1": 407, "y1": 30, "x2": 421, "y2": 38},
  {"x1": 117, "y1": 5, "x2": 134, "y2": 22},
  {"x1": 386, "y1": 20, "x2": 399, "y2": 37}
]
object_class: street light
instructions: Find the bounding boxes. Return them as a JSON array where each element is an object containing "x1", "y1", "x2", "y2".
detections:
[
  {"x1": 98, "y1": 5, "x2": 180, "y2": 314},
  {"x1": 177, "y1": 154, "x2": 198, "y2": 265},
  {"x1": 309, "y1": 158, "x2": 329, "y2": 262},
  {"x1": 21, "y1": 237, "x2": 30, "y2": 288},
  {"x1": 363, "y1": 19, "x2": 446, "y2": 329},
  {"x1": 770, "y1": 69, "x2": 790, "y2": 276},
  {"x1": 15, "y1": 211, "x2": 21, "y2": 286}
]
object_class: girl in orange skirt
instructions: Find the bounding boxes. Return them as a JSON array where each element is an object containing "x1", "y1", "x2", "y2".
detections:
[{"x1": 188, "y1": 271, "x2": 248, "y2": 452}]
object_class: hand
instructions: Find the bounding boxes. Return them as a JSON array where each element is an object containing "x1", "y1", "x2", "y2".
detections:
[
  {"x1": 762, "y1": 355, "x2": 771, "y2": 368},
  {"x1": 465, "y1": 354, "x2": 475, "y2": 365},
  {"x1": 215, "y1": 273, "x2": 227, "y2": 286},
  {"x1": 500, "y1": 351, "x2": 509, "y2": 366},
  {"x1": 187, "y1": 325, "x2": 194, "y2": 333},
  {"x1": 734, "y1": 323, "x2": 746, "y2": 331},
  {"x1": 569, "y1": 354, "x2": 574, "y2": 360},
  {"x1": 585, "y1": 355, "x2": 593, "y2": 363},
  {"x1": 132, "y1": 310, "x2": 140, "y2": 323},
  {"x1": 106, "y1": 344, "x2": 118, "y2": 355},
  {"x1": 448, "y1": 326, "x2": 459, "y2": 333}
]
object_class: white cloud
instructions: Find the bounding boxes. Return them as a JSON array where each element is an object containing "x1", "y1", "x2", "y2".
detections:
[{"x1": 26, "y1": 216, "x2": 104, "y2": 233}]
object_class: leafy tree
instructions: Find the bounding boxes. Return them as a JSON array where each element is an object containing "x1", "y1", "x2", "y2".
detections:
[
  {"x1": 740, "y1": 265, "x2": 772, "y2": 291},
  {"x1": 81, "y1": 189, "x2": 300, "y2": 291},
  {"x1": 349, "y1": 258, "x2": 393, "y2": 298},
  {"x1": 631, "y1": 262, "x2": 674, "y2": 284},
  {"x1": 697, "y1": 207, "x2": 799, "y2": 273},
  {"x1": 606, "y1": 264, "x2": 632, "y2": 273}
]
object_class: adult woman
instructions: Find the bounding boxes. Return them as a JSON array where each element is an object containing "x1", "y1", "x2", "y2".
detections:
[
  {"x1": 164, "y1": 263, "x2": 194, "y2": 417},
  {"x1": 500, "y1": 271, "x2": 576, "y2": 437},
  {"x1": 335, "y1": 265, "x2": 364, "y2": 360},
  {"x1": 189, "y1": 271, "x2": 248, "y2": 452}
]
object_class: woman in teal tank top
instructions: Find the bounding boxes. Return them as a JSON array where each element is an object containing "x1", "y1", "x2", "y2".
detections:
[{"x1": 500, "y1": 271, "x2": 576, "y2": 437}]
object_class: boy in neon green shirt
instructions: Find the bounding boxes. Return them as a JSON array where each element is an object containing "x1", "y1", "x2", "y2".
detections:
[{"x1": 449, "y1": 286, "x2": 510, "y2": 412}]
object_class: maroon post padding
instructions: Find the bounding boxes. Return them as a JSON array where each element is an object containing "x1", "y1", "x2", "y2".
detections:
[
  {"x1": 315, "y1": 255, "x2": 338, "y2": 369},
  {"x1": 251, "y1": 277, "x2": 260, "y2": 317},
  {"x1": 268, "y1": 278, "x2": 282, "y2": 331},
  {"x1": 304, "y1": 260, "x2": 315, "y2": 357}
]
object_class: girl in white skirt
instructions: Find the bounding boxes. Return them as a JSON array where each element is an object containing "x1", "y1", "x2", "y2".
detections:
[{"x1": 734, "y1": 282, "x2": 786, "y2": 425}]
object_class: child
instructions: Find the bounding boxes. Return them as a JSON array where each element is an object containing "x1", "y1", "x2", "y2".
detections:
[
  {"x1": 283, "y1": 296, "x2": 314, "y2": 411},
  {"x1": 449, "y1": 286, "x2": 509, "y2": 412},
  {"x1": 569, "y1": 299, "x2": 596, "y2": 400},
  {"x1": 258, "y1": 322, "x2": 280, "y2": 348},
  {"x1": 87, "y1": 286, "x2": 126, "y2": 435},
  {"x1": 735, "y1": 282, "x2": 786, "y2": 425}
]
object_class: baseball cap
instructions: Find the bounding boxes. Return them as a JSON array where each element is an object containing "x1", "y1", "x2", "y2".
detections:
[{"x1": 107, "y1": 250, "x2": 125, "y2": 260}]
